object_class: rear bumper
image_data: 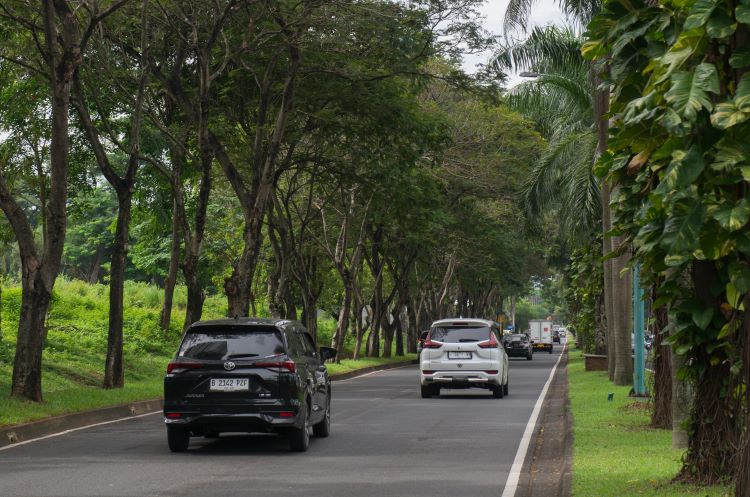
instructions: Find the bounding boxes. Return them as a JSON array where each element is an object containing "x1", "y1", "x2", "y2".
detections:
[
  {"x1": 163, "y1": 404, "x2": 302, "y2": 433},
  {"x1": 420, "y1": 370, "x2": 501, "y2": 388},
  {"x1": 506, "y1": 348, "x2": 531, "y2": 357}
]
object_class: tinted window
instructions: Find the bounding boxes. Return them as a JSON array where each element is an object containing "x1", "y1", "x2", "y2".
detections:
[
  {"x1": 285, "y1": 329, "x2": 305, "y2": 358},
  {"x1": 178, "y1": 327, "x2": 285, "y2": 360},
  {"x1": 300, "y1": 333, "x2": 317, "y2": 357},
  {"x1": 429, "y1": 326, "x2": 491, "y2": 343},
  {"x1": 508, "y1": 334, "x2": 528, "y2": 342}
]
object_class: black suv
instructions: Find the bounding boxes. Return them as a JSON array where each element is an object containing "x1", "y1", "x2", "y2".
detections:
[
  {"x1": 503, "y1": 333, "x2": 533, "y2": 360},
  {"x1": 163, "y1": 318, "x2": 337, "y2": 453}
]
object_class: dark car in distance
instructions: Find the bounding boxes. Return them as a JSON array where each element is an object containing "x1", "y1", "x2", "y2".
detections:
[
  {"x1": 503, "y1": 333, "x2": 533, "y2": 360},
  {"x1": 163, "y1": 318, "x2": 337, "y2": 453}
]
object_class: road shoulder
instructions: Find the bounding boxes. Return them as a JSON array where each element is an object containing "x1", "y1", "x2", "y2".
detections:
[{"x1": 516, "y1": 349, "x2": 572, "y2": 497}]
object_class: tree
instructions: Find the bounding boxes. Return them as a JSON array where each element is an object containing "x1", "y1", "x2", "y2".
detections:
[{"x1": 0, "y1": 0, "x2": 127, "y2": 401}]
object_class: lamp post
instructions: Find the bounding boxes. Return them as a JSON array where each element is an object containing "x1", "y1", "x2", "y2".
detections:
[{"x1": 632, "y1": 265, "x2": 647, "y2": 396}]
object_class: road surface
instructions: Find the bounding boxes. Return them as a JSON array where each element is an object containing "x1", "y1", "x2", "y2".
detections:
[{"x1": 0, "y1": 346, "x2": 565, "y2": 497}]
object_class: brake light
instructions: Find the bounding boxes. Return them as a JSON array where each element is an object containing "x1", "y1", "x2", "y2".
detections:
[
  {"x1": 278, "y1": 411, "x2": 295, "y2": 418},
  {"x1": 478, "y1": 334, "x2": 499, "y2": 349},
  {"x1": 422, "y1": 370, "x2": 435, "y2": 375},
  {"x1": 165, "y1": 412, "x2": 182, "y2": 418},
  {"x1": 255, "y1": 360, "x2": 296, "y2": 373},
  {"x1": 166, "y1": 361, "x2": 203, "y2": 374},
  {"x1": 423, "y1": 339, "x2": 443, "y2": 349},
  {"x1": 485, "y1": 370, "x2": 498, "y2": 375}
]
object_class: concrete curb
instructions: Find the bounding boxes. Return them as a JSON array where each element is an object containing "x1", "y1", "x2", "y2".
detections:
[{"x1": 0, "y1": 359, "x2": 417, "y2": 449}]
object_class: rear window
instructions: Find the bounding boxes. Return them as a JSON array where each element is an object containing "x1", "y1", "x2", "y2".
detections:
[
  {"x1": 509, "y1": 334, "x2": 528, "y2": 342},
  {"x1": 429, "y1": 326, "x2": 491, "y2": 343},
  {"x1": 178, "y1": 327, "x2": 285, "y2": 360}
]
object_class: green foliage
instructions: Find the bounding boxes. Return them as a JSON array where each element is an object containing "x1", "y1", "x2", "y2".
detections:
[
  {"x1": 586, "y1": 0, "x2": 750, "y2": 481},
  {"x1": 564, "y1": 240, "x2": 604, "y2": 354}
]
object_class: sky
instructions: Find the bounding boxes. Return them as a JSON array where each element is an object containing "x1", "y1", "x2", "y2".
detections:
[{"x1": 461, "y1": 0, "x2": 566, "y2": 85}]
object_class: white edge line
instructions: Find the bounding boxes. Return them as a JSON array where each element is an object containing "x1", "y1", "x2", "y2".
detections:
[
  {"x1": 0, "y1": 410, "x2": 162, "y2": 452},
  {"x1": 500, "y1": 344, "x2": 567, "y2": 497}
]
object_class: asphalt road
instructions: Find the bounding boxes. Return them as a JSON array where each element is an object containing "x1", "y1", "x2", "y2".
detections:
[{"x1": 0, "y1": 345, "x2": 565, "y2": 497}]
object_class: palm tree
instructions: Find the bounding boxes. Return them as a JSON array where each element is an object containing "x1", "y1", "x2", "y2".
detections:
[
  {"x1": 493, "y1": 26, "x2": 599, "y2": 243},
  {"x1": 495, "y1": 7, "x2": 633, "y2": 388}
]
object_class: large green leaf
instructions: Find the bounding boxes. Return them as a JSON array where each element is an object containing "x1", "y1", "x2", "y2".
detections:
[
  {"x1": 665, "y1": 63, "x2": 719, "y2": 120},
  {"x1": 658, "y1": 147, "x2": 705, "y2": 192},
  {"x1": 706, "y1": 9, "x2": 737, "y2": 38},
  {"x1": 729, "y1": 47, "x2": 750, "y2": 68},
  {"x1": 713, "y1": 198, "x2": 750, "y2": 231},
  {"x1": 736, "y1": 4, "x2": 750, "y2": 24},
  {"x1": 685, "y1": 0, "x2": 718, "y2": 29},
  {"x1": 734, "y1": 73, "x2": 750, "y2": 110},
  {"x1": 655, "y1": 29, "x2": 705, "y2": 83},
  {"x1": 711, "y1": 101, "x2": 750, "y2": 128},
  {"x1": 661, "y1": 197, "x2": 705, "y2": 254}
]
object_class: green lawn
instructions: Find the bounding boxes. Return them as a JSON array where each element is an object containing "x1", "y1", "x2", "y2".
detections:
[{"x1": 568, "y1": 351, "x2": 732, "y2": 497}]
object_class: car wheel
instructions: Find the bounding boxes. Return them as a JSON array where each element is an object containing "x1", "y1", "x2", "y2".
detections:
[
  {"x1": 492, "y1": 384, "x2": 504, "y2": 399},
  {"x1": 312, "y1": 399, "x2": 331, "y2": 438},
  {"x1": 289, "y1": 404, "x2": 310, "y2": 452},
  {"x1": 549, "y1": 347, "x2": 553, "y2": 354},
  {"x1": 421, "y1": 385, "x2": 435, "y2": 398},
  {"x1": 167, "y1": 426, "x2": 190, "y2": 452},
  {"x1": 504, "y1": 379, "x2": 509, "y2": 396},
  {"x1": 527, "y1": 352, "x2": 533, "y2": 360}
]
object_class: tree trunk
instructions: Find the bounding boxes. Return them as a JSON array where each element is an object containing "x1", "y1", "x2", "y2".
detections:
[
  {"x1": 183, "y1": 257, "x2": 204, "y2": 331},
  {"x1": 382, "y1": 309, "x2": 394, "y2": 359},
  {"x1": 160, "y1": 197, "x2": 181, "y2": 332},
  {"x1": 331, "y1": 279, "x2": 353, "y2": 359},
  {"x1": 395, "y1": 306, "x2": 405, "y2": 356},
  {"x1": 611, "y1": 236, "x2": 632, "y2": 386},
  {"x1": 649, "y1": 297, "x2": 672, "y2": 429},
  {"x1": 103, "y1": 191, "x2": 133, "y2": 389},
  {"x1": 87, "y1": 245, "x2": 102, "y2": 284},
  {"x1": 736, "y1": 294, "x2": 750, "y2": 497},
  {"x1": 670, "y1": 346, "x2": 691, "y2": 449},
  {"x1": 11, "y1": 274, "x2": 53, "y2": 401}
]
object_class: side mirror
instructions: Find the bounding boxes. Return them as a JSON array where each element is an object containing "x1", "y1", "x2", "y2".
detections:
[
  {"x1": 530, "y1": 340, "x2": 535, "y2": 344},
  {"x1": 319, "y1": 346, "x2": 337, "y2": 361},
  {"x1": 419, "y1": 331, "x2": 429, "y2": 343}
]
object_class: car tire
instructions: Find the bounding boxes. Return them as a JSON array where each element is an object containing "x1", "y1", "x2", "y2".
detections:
[
  {"x1": 549, "y1": 347, "x2": 553, "y2": 354},
  {"x1": 167, "y1": 426, "x2": 190, "y2": 452},
  {"x1": 492, "y1": 384, "x2": 504, "y2": 399},
  {"x1": 527, "y1": 353, "x2": 533, "y2": 360},
  {"x1": 421, "y1": 385, "x2": 434, "y2": 398},
  {"x1": 312, "y1": 399, "x2": 331, "y2": 438},
  {"x1": 504, "y1": 379, "x2": 509, "y2": 396},
  {"x1": 289, "y1": 404, "x2": 311, "y2": 452}
]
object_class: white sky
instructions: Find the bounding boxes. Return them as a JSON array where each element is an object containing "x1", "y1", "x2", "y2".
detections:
[{"x1": 461, "y1": 0, "x2": 567, "y2": 85}]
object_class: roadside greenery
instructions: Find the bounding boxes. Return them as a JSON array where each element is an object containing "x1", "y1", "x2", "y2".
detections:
[{"x1": 568, "y1": 352, "x2": 730, "y2": 497}]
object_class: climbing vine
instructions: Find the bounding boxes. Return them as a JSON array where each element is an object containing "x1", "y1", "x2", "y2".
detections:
[{"x1": 585, "y1": 0, "x2": 750, "y2": 486}]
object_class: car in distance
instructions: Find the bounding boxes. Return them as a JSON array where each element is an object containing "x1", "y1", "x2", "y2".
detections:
[
  {"x1": 420, "y1": 318, "x2": 509, "y2": 399},
  {"x1": 163, "y1": 318, "x2": 337, "y2": 453},
  {"x1": 503, "y1": 333, "x2": 533, "y2": 360}
]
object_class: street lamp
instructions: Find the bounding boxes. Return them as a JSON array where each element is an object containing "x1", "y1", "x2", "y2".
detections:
[{"x1": 519, "y1": 71, "x2": 541, "y2": 78}]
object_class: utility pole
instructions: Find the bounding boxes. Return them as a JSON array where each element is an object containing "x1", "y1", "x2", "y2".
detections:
[{"x1": 632, "y1": 265, "x2": 647, "y2": 396}]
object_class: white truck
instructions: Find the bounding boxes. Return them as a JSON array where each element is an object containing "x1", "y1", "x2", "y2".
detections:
[{"x1": 528, "y1": 319, "x2": 553, "y2": 354}]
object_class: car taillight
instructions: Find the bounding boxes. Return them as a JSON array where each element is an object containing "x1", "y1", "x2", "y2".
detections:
[
  {"x1": 278, "y1": 411, "x2": 295, "y2": 418},
  {"x1": 165, "y1": 412, "x2": 182, "y2": 418},
  {"x1": 166, "y1": 361, "x2": 203, "y2": 374},
  {"x1": 422, "y1": 370, "x2": 435, "y2": 375},
  {"x1": 485, "y1": 370, "x2": 498, "y2": 375},
  {"x1": 478, "y1": 334, "x2": 499, "y2": 349},
  {"x1": 255, "y1": 360, "x2": 296, "y2": 373},
  {"x1": 423, "y1": 339, "x2": 443, "y2": 349}
]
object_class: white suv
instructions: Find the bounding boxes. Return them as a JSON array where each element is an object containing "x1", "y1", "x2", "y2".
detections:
[{"x1": 420, "y1": 318, "x2": 509, "y2": 398}]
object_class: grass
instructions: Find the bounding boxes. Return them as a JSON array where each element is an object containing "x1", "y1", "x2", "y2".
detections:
[
  {"x1": 0, "y1": 279, "x2": 414, "y2": 428},
  {"x1": 568, "y1": 351, "x2": 732, "y2": 497}
]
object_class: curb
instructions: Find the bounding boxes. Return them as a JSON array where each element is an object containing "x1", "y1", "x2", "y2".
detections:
[{"x1": 0, "y1": 359, "x2": 417, "y2": 449}]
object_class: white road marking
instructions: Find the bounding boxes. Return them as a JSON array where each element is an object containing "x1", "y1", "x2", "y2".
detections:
[
  {"x1": 500, "y1": 344, "x2": 567, "y2": 497},
  {"x1": 0, "y1": 410, "x2": 162, "y2": 452},
  {"x1": 333, "y1": 363, "x2": 414, "y2": 383}
]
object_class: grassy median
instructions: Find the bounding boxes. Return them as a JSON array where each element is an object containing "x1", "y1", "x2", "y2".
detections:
[
  {"x1": 0, "y1": 279, "x2": 414, "y2": 428},
  {"x1": 568, "y1": 351, "x2": 732, "y2": 497}
]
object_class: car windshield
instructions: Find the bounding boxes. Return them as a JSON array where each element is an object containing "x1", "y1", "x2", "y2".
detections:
[
  {"x1": 509, "y1": 334, "x2": 527, "y2": 342},
  {"x1": 429, "y1": 326, "x2": 491, "y2": 343},
  {"x1": 178, "y1": 327, "x2": 285, "y2": 360}
]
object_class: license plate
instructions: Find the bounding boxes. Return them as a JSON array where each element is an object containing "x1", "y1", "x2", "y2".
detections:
[
  {"x1": 448, "y1": 351, "x2": 471, "y2": 359},
  {"x1": 210, "y1": 378, "x2": 249, "y2": 392}
]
